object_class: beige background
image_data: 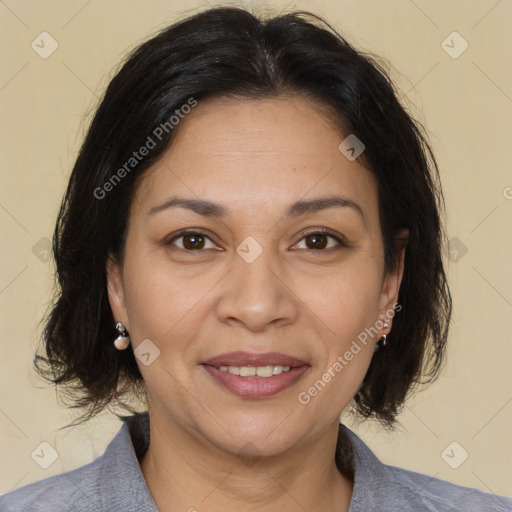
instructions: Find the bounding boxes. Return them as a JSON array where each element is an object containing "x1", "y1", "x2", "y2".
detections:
[{"x1": 1, "y1": 0, "x2": 511, "y2": 498}]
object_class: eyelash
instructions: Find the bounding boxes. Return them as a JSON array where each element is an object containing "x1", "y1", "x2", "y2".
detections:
[{"x1": 166, "y1": 228, "x2": 348, "y2": 253}]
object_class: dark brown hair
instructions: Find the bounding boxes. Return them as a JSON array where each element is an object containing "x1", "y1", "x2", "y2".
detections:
[{"x1": 36, "y1": 6, "x2": 451, "y2": 426}]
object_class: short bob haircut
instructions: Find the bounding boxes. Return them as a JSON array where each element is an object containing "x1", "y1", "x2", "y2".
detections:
[{"x1": 36, "y1": 6, "x2": 452, "y2": 426}]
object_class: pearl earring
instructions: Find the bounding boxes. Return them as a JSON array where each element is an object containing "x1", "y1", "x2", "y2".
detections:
[
  {"x1": 381, "y1": 322, "x2": 389, "y2": 347},
  {"x1": 114, "y1": 322, "x2": 130, "y2": 350},
  {"x1": 374, "y1": 322, "x2": 389, "y2": 352}
]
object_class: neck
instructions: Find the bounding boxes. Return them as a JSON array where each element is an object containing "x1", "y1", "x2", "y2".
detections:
[{"x1": 139, "y1": 413, "x2": 353, "y2": 512}]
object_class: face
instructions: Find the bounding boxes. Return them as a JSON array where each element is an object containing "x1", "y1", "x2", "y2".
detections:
[{"x1": 107, "y1": 95, "x2": 405, "y2": 457}]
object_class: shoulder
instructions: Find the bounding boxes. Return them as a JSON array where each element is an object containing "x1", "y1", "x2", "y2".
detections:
[
  {"x1": 341, "y1": 426, "x2": 512, "y2": 512},
  {"x1": 0, "y1": 415, "x2": 156, "y2": 512},
  {"x1": 385, "y1": 464, "x2": 512, "y2": 511},
  {"x1": 0, "y1": 456, "x2": 104, "y2": 512}
]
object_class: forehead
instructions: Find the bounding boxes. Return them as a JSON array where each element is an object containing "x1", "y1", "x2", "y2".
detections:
[{"x1": 132, "y1": 95, "x2": 379, "y2": 224}]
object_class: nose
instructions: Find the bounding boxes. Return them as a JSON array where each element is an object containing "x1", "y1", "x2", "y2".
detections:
[{"x1": 216, "y1": 246, "x2": 299, "y2": 332}]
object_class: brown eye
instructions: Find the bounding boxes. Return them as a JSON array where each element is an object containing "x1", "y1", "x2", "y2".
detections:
[
  {"x1": 167, "y1": 231, "x2": 217, "y2": 251},
  {"x1": 304, "y1": 233, "x2": 329, "y2": 250},
  {"x1": 295, "y1": 230, "x2": 346, "y2": 251},
  {"x1": 182, "y1": 233, "x2": 205, "y2": 250}
]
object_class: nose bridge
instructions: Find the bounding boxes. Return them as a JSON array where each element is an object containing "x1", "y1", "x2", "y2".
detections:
[
  {"x1": 216, "y1": 237, "x2": 297, "y2": 330},
  {"x1": 237, "y1": 242, "x2": 277, "y2": 294},
  {"x1": 233, "y1": 239, "x2": 281, "y2": 306}
]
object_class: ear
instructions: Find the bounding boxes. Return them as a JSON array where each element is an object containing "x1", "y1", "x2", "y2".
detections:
[
  {"x1": 106, "y1": 253, "x2": 129, "y2": 329},
  {"x1": 378, "y1": 229, "x2": 409, "y2": 318}
]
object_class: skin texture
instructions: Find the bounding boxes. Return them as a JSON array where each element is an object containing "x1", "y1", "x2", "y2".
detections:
[{"x1": 106, "y1": 95, "x2": 406, "y2": 512}]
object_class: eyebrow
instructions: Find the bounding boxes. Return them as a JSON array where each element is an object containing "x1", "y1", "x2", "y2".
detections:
[{"x1": 147, "y1": 195, "x2": 366, "y2": 222}]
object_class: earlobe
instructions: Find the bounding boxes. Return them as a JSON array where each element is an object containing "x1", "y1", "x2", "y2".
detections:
[{"x1": 105, "y1": 254, "x2": 128, "y2": 328}]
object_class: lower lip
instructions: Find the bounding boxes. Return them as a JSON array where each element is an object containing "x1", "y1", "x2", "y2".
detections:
[{"x1": 202, "y1": 365, "x2": 310, "y2": 399}]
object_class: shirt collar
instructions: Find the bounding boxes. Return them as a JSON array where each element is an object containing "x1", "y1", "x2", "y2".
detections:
[
  {"x1": 342, "y1": 425, "x2": 397, "y2": 511},
  {"x1": 99, "y1": 412, "x2": 156, "y2": 511},
  {"x1": 99, "y1": 412, "x2": 392, "y2": 511}
]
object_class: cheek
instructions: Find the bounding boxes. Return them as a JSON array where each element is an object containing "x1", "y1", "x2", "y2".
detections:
[
  {"x1": 296, "y1": 272, "x2": 379, "y2": 416},
  {"x1": 121, "y1": 244, "x2": 191, "y2": 340},
  {"x1": 292, "y1": 254, "x2": 383, "y2": 393},
  {"x1": 296, "y1": 255, "x2": 383, "y2": 330},
  {"x1": 121, "y1": 244, "x2": 226, "y2": 359}
]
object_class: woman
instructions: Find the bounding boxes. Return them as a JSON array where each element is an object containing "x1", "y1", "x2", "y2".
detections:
[{"x1": 1, "y1": 6, "x2": 510, "y2": 511}]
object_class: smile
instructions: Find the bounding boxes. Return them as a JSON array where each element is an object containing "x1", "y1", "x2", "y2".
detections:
[
  {"x1": 216, "y1": 365, "x2": 291, "y2": 377},
  {"x1": 202, "y1": 363, "x2": 310, "y2": 398}
]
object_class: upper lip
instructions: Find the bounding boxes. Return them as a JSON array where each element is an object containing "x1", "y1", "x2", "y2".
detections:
[{"x1": 202, "y1": 351, "x2": 309, "y2": 368}]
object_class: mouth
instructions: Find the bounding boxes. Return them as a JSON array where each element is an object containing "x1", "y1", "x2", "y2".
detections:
[
  {"x1": 210, "y1": 364, "x2": 293, "y2": 378},
  {"x1": 202, "y1": 351, "x2": 309, "y2": 369},
  {"x1": 201, "y1": 351, "x2": 310, "y2": 398}
]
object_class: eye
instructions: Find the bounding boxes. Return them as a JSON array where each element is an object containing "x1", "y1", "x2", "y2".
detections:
[
  {"x1": 293, "y1": 229, "x2": 347, "y2": 251},
  {"x1": 166, "y1": 230, "x2": 219, "y2": 251},
  {"x1": 166, "y1": 228, "x2": 347, "y2": 253}
]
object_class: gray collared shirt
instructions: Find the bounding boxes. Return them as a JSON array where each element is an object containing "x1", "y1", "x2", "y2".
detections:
[{"x1": 1, "y1": 412, "x2": 510, "y2": 511}]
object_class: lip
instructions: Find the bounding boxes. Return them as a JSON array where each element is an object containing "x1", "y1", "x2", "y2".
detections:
[
  {"x1": 202, "y1": 351, "x2": 309, "y2": 368},
  {"x1": 202, "y1": 364, "x2": 310, "y2": 399}
]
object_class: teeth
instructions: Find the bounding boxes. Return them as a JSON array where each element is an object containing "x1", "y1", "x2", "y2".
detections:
[
  {"x1": 217, "y1": 365, "x2": 292, "y2": 378},
  {"x1": 240, "y1": 366, "x2": 256, "y2": 377}
]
